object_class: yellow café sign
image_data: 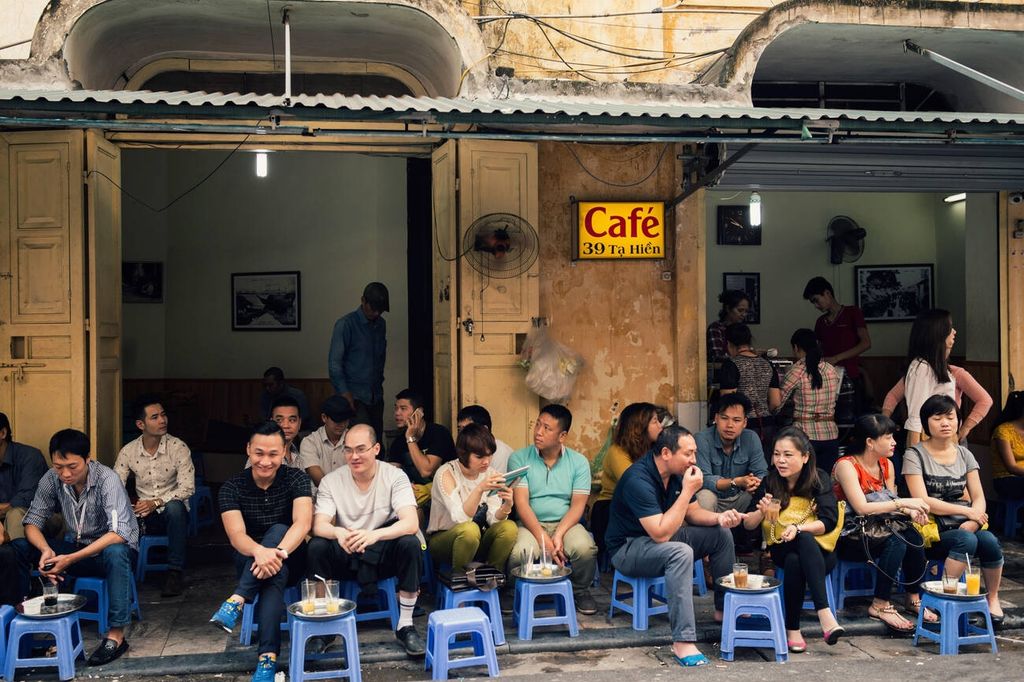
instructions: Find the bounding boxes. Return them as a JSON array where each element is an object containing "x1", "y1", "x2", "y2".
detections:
[{"x1": 576, "y1": 201, "x2": 666, "y2": 260}]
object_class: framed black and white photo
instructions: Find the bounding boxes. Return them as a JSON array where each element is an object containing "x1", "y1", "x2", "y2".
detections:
[
  {"x1": 722, "y1": 272, "x2": 761, "y2": 324},
  {"x1": 231, "y1": 271, "x2": 301, "y2": 331},
  {"x1": 854, "y1": 264, "x2": 933, "y2": 322},
  {"x1": 716, "y1": 205, "x2": 761, "y2": 246},
  {"x1": 122, "y1": 261, "x2": 163, "y2": 303}
]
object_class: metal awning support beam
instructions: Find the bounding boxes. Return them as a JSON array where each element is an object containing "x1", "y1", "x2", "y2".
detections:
[{"x1": 904, "y1": 40, "x2": 1024, "y2": 104}]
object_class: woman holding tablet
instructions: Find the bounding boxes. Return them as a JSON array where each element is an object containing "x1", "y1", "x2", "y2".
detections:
[{"x1": 427, "y1": 423, "x2": 518, "y2": 570}]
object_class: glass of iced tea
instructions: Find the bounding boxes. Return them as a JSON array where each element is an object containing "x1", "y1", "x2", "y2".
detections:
[
  {"x1": 965, "y1": 567, "x2": 982, "y2": 596},
  {"x1": 301, "y1": 579, "x2": 317, "y2": 614},
  {"x1": 764, "y1": 499, "x2": 781, "y2": 525},
  {"x1": 733, "y1": 563, "x2": 749, "y2": 589},
  {"x1": 325, "y1": 580, "x2": 340, "y2": 614},
  {"x1": 941, "y1": 573, "x2": 959, "y2": 594}
]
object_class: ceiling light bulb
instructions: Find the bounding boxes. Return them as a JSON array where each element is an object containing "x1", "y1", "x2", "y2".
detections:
[
  {"x1": 255, "y1": 152, "x2": 268, "y2": 178},
  {"x1": 944, "y1": 192, "x2": 966, "y2": 203},
  {"x1": 749, "y1": 192, "x2": 762, "y2": 227}
]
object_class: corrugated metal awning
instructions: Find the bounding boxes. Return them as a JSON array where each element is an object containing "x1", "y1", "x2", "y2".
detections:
[{"x1": 3, "y1": 89, "x2": 1024, "y2": 139}]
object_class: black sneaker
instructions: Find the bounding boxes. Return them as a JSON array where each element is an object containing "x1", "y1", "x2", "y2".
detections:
[
  {"x1": 87, "y1": 638, "x2": 129, "y2": 666},
  {"x1": 574, "y1": 589, "x2": 598, "y2": 615},
  {"x1": 395, "y1": 625, "x2": 426, "y2": 657},
  {"x1": 161, "y1": 569, "x2": 184, "y2": 597}
]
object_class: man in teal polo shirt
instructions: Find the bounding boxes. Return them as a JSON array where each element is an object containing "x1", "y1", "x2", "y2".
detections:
[{"x1": 507, "y1": 404, "x2": 598, "y2": 614}]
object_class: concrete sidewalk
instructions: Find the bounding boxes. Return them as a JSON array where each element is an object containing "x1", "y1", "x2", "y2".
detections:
[{"x1": 21, "y1": 528, "x2": 1024, "y2": 678}]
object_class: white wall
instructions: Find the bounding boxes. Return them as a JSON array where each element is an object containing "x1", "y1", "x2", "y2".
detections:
[{"x1": 122, "y1": 150, "x2": 409, "y2": 405}]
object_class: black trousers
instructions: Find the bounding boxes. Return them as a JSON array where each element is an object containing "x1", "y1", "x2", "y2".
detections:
[
  {"x1": 0, "y1": 543, "x2": 24, "y2": 606},
  {"x1": 307, "y1": 534, "x2": 420, "y2": 594},
  {"x1": 769, "y1": 533, "x2": 838, "y2": 631}
]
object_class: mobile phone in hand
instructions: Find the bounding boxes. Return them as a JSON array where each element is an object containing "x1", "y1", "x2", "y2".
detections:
[{"x1": 43, "y1": 562, "x2": 56, "y2": 571}]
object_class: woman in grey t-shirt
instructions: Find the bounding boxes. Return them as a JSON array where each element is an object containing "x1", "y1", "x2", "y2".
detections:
[{"x1": 903, "y1": 395, "x2": 1004, "y2": 624}]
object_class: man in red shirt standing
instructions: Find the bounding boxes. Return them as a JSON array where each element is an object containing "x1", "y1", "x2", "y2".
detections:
[{"x1": 803, "y1": 277, "x2": 873, "y2": 415}]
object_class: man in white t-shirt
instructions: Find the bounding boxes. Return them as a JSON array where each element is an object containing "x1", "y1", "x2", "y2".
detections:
[
  {"x1": 456, "y1": 404, "x2": 513, "y2": 473},
  {"x1": 306, "y1": 424, "x2": 425, "y2": 657}
]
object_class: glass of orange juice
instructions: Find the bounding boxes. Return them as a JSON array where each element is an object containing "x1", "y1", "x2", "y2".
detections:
[{"x1": 965, "y1": 567, "x2": 982, "y2": 596}]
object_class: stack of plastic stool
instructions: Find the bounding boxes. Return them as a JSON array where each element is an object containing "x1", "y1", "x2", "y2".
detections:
[
  {"x1": 513, "y1": 578, "x2": 578, "y2": 640},
  {"x1": 912, "y1": 591, "x2": 997, "y2": 655},
  {"x1": 288, "y1": 611, "x2": 361, "y2": 681},
  {"x1": 608, "y1": 571, "x2": 668, "y2": 631},
  {"x1": 719, "y1": 586, "x2": 788, "y2": 662},
  {"x1": 425, "y1": 607, "x2": 499, "y2": 680},
  {"x1": 4, "y1": 612, "x2": 85, "y2": 681},
  {"x1": 438, "y1": 585, "x2": 505, "y2": 645}
]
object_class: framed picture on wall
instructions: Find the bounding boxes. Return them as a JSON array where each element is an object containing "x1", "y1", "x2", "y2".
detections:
[
  {"x1": 122, "y1": 261, "x2": 163, "y2": 303},
  {"x1": 854, "y1": 264, "x2": 934, "y2": 322},
  {"x1": 722, "y1": 272, "x2": 761, "y2": 324},
  {"x1": 231, "y1": 271, "x2": 301, "y2": 331},
  {"x1": 717, "y1": 205, "x2": 761, "y2": 245}
]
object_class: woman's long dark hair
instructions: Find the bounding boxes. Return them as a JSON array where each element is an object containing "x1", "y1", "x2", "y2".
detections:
[
  {"x1": 763, "y1": 426, "x2": 820, "y2": 510},
  {"x1": 613, "y1": 402, "x2": 658, "y2": 462},
  {"x1": 994, "y1": 391, "x2": 1024, "y2": 430},
  {"x1": 790, "y1": 328, "x2": 823, "y2": 390},
  {"x1": 847, "y1": 413, "x2": 898, "y2": 456},
  {"x1": 718, "y1": 290, "x2": 751, "y2": 322},
  {"x1": 906, "y1": 308, "x2": 952, "y2": 384}
]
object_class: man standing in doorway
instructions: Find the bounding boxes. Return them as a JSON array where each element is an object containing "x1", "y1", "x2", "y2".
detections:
[
  {"x1": 329, "y1": 282, "x2": 389, "y2": 447},
  {"x1": 803, "y1": 276, "x2": 872, "y2": 412},
  {"x1": 114, "y1": 394, "x2": 195, "y2": 597}
]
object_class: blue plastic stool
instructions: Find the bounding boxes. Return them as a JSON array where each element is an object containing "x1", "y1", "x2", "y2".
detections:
[
  {"x1": 833, "y1": 560, "x2": 876, "y2": 610},
  {"x1": 775, "y1": 567, "x2": 837, "y2": 615},
  {"x1": 608, "y1": 571, "x2": 668, "y2": 631},
  {"x1": 0, "y1": 604, "x2": 15, "y2": 675},
  {"x1": 136, "y1": 534, "x2": 170, "y2": 582},
  {"x1": 421, "y1": 548, "x2": 436, "y2": 591},
  {"x1": 999, "y1": 498, "x2": 1024, "y2": 538},
  {"x1": 719, "y1": 587, "x2": 788, "y2": 662},
  {"x1": 438, "y1": 585, "x2": 506, "y2": 645},
  {"x1": 4, "y1": 613, "x2": 85, "y2": 681},
  {"x1": 342, "y1": 578, "x2": 400, "y2": 630},
  {"x1": 693, "y1": 558, "x2": 708, "y2": 597},
  {"x1": 240, "y1": 585, "x2": 299, "y2": 645},
  {"x1": 189, "y1": 484, "x2": 216, "y2": 536},
  {"x1": 513, "y1": 578, "x2": 579, "y2": 640},
  {"x1": 912, "y1": 591, "x2": 997, "y2": 655},
  {"x1": 425, "y1": 607, "x2": 499, "y2": 680},
  {"x1": 74, "y1": 576, "x2": 142, "y2": 634},
  {"x1": 288, "y1": 612, "x2": 362, "y2": 682}
]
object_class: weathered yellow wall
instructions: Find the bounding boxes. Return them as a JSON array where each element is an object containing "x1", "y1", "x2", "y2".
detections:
[
  {"x1": 1002, "y1": 192, "x2": 1024, "y2": 399},
  {"x1": 537, "y1": 142, "x2": 682, "y2": 457}
]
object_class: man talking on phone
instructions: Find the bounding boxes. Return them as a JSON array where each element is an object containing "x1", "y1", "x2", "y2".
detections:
[
  {"x1": 385, "y1": 389, "x2": 456, "y2": 522},
  {"x1": 606, "y1": 425, "x2": 742, "y2": 667}
]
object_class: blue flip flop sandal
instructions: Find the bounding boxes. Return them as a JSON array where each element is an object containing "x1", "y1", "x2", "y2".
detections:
[{"x1": 674, "y1": 653, "x2": 710, "y2": 667}]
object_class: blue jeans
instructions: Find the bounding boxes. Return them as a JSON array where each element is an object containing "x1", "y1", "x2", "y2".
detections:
[
  {"x1": 141, "y1": 500, "x2": 189, "y2": 571},
  {"x1": 57, "y1": 540, "x2": 137, "y2": 629},
  {"x1": 937, "y1": 528, "x2": 1003, "y2": 568},
  {"x1": 232, "y1": 524, "x2": 305, "y2": 656}
]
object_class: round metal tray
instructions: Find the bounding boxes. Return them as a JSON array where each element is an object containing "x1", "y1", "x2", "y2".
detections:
[
  {"x1": 17, "y1": 594, "x2": 87, "y2": 619},
  {"x1": 716, "y1": 575, "x2": 781, "y2": 594},
  {"x1": 921, "y1": 580, "x2": 987, "y2": 601},
  {"x1": 512, "y1": 565, "x2": 572, "y2": 583},
  {"x1": 287, "y1": 598, "x2": 357, "y2": 621}
]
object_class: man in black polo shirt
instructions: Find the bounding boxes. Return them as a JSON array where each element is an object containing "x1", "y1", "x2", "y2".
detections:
[
  {"x1": 209, "y1": 421, "x2": 312, "y2": 682},
  {"x1": 606, "y1": 425, "x2": 743, "y2": 668},
  {"x1": 385, "y1": 389, "x2": 455, "y2": 520}
]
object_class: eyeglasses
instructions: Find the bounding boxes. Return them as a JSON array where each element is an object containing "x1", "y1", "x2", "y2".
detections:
[{"x1": 343, "y1": 445, "x2": 374, "y2": 456}]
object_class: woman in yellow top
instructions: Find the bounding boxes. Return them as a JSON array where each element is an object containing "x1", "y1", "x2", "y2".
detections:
[
  {"x1": 590, "y1": 402, "x2": 663, "y2": 558},
  {"x1": 992, "y1": 391, "x2": 1024, "y2": 502}
]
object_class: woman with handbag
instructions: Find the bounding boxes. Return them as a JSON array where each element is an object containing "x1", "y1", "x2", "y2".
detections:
[
  {"x1": 903, "y1": 394, "x2": 1005, "y2": 625},
  {"x1": 427, "y1": 423, "x2": 517, "y2": 571},
  {"x1": 833, "y1": 414, "x2": 932, "y2": 634},
  {"x1": 743, "y1": 426, "x2": 844, "y2": 652}
]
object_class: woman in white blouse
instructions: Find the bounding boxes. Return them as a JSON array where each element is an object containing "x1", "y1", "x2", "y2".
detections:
[
  {"x1": 901, "y1": 309, "x2": 957, "y2": 446},
  {"x1": 426, "y1": 423, "x2": 517, "y2": 570}
]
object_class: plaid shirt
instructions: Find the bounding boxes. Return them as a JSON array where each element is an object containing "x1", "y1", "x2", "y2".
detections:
[
  {"x1": 707, "y1": 321, "x2": 729, "y2": 363},
  {"x1": 780, "y1": 359, "x2": 840, "y2": 440},
  {"x1": 219, "y1": 466, "x2": 311, "y2": 540},
  {"x1": 24, "y1": 461, "x2": 139, "y2": 550}
]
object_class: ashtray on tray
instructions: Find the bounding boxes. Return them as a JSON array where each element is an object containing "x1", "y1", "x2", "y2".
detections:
[
  {"x1": 511, "y1": 565, "x2": 573, "y2": 583},
  {"x1": 17, "y1": 594, "x2": 88, "y2": 619},
  {"x1": 716, "y1": 575, "x2": 780, "y2": 594},
  {"x1": 921, "y1": 580, "x2": 987, "y2": 601},
  {"x1": 287, "y1": 598, "x2": 357, "y2": 620}
]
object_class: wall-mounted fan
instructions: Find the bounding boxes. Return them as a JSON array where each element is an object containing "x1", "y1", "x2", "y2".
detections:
[
  {"x1": 827, "y1": 215, "x2": 867, "y2": 264},
  {"x1": 462, "y1": 212, "x2": 539, "y2": 278}
]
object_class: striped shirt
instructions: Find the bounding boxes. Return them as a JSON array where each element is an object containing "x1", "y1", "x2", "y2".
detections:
[
  {"x1": 24, "y1": 461, "x2": 139, "y2": 550},
  {"x1": 780, "y1": 358, "x2": 840, "y2": 441}
]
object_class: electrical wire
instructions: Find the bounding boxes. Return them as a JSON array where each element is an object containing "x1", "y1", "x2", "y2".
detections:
[
  {"x1": 265, "y1": 0, "x2": 277, "y2": 69},
  {"x1": 528, "y1": 16, "x2": 702, "y2": 60},
  {"x1": 458, "y1": 17, "x2": 512, "y2": 93},
  {"x1": 530, "y1": 19, "x2": 595, "y2": 81},
  {"x1": 563, "y1": 142, "x2": 672, "y2": 188}
]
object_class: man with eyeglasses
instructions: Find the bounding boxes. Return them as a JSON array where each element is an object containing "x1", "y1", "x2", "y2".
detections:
[{"x1": 306, "y1": 423, "x2": 425, "y2": 657}]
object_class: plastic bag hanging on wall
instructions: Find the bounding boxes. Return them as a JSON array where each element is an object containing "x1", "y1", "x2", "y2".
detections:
[{"x1": 519, "y1": 326, "x2": 583, "y2": 403}]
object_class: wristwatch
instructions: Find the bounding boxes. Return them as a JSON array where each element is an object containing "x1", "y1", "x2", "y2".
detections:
[
  {"x1": 276, "y1": 546, "x2": 289, "y2": 559},
  {"x1": 407, "y1": 435, "x2": 418, "y2": 444}
]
